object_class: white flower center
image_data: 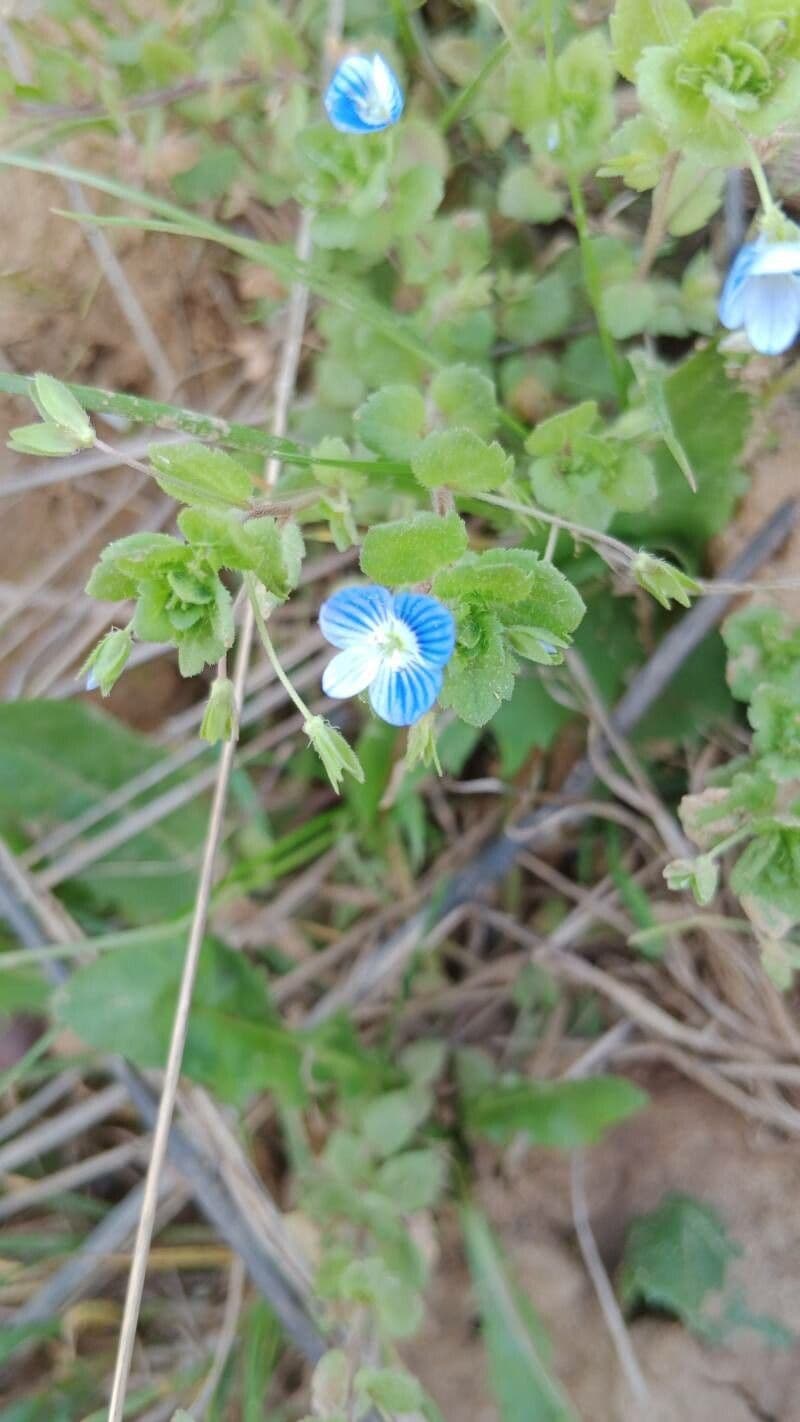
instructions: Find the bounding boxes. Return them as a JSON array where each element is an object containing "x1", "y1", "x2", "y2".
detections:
[
  {"x1": 356, "y1": 59, "x2": 393, "y2": 124},
  {"x1": 371, "y1": 614, "x2": 417, "y2": 669}
]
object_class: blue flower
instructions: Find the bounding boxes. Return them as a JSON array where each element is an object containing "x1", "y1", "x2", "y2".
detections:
[
  {"x1": 324, "y1": 53, "x2": 404, "y2": 134},
  {"x1": 319, "y1": 584, "x2": 455, "y2": 726},
  {"x1": 719, "y1": 240, "x2": 800, "y2": 355}
]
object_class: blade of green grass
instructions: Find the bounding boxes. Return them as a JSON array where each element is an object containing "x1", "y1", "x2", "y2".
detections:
[
  {"x1": 0, "y1": 370, "x2": 407, "y2": 477},
  {"x1": 0, "y1": 151, "x2": 440, "y2": 370}
]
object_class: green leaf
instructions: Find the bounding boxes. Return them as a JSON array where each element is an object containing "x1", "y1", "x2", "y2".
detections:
[
  {"x1": 666, "y1": 159, "x2": 725, "y2": 236},
  {"x1": 461, "y1": 1205, "x2": 578, "y2": 1422},
  {"x1": 311, "y1": 1350, "x2": 351, "y2": 1415},
  {"x1": 723, "y1": 605, "x2": 800, "y2": 701},
  {"x1": 337, "y1": 1257, "x2": 424, "y2": 1338},
  {"x1": 355, "y1": 1367, "x2": 424, "y2": 1414},
  {"x1": 526, "y1": 402, "x2": 598, "y2": 456},
  {"x1": 597, "y1": 115, "x2": 667, "y2": 191},
  {"x1": 731, "y1": 822, "x2": 800, "y2": 923},
  {"x1": 628, "y1": 350, "x2": 696, "y2": 492},
  {"x1": 499, "y1": 271, "x2": 574, "y2": 345},
  {"x1": 663, "y1": 854, "x2": 719, "y2": 906},
  {"x1": 619, "y1": 1193, "x2": 738, "y2": 1332},
  {"x1": 433, "y1": 552, "x2": 534, "y2": 605},
  {"x1": 148, "y1": 442, "x2": 254, "y2": 510},
  {"x1": 635, "y1": 5, "x2": 800, "y2": 164},
  {"x1": 177, "y1": 507, "x2": 257, "y2": 572},
  {"x1": 412, "y1": 428, "x2": 513, "y2": 494},
  {"x1": 0, "y1": 1321, "x2": 60, "y2": 1367},
  {"x1": 749, "y1": 685, "x2": 800, "y2": 780},
  {"x1": 492, "y1": 677, "x2": 571, "y2": 772},
  {"x1": 610, "y1": 0, "x2": 692, "y2": 80},
  {"x1": 32, "y1": 373, "x2": 94, "y2": 445},
  {"x1": 244, "y1": 517, "x2": 305, "y2": 599},
  {"x1": 86, "y1": 531, "x2": 188, "y2": 601},
  {"x1": 430, "y1": 364, "x2": 499, "y2": 438},
  {"x1": 8, "y1": 422, "x2": 85, "y2": 457},
  {"x1": 439, "y1": 612, "x2": 517, "y2": 727},
  {"x1": 498, "y1": 165, "x2": 566, "y2": 224},
  {"x1": 375, "y1": 1149, "x2": 447, "y2": 1211},
  {"x1": 0, "y1": 700, "x2": 206, "y2": 924},
  {"x1": 354, "y1": 385, "x2": 426, "y2": 460},
  {"x1": 361, "y1": 1087, "x2": 431, "y2": 1157},
  {"x1": 465, "y1": 1076, "x2": 647, "y2": 1146},
  {"x1": 57, "y1": 934, "x2": 306, "y2": 1106},
  {"x1": 497, "y1": 554, "x2": 586, "y2": 642},
  {"x1": 601, "y1": 279, "x2": 657, "y2": 340},
  {"x1": 0, "y1": 966, "x2": 50, "y2": 1017},
  {"x1": 614, "y1": 347, "x2": 750, "y2": 549},
  {"x1": 391, "y1": 162, "x2": 445, "y2": 233},
  {"x1": 360, "y1": 511, "x2": 468, "y2": 584},
  {"x1": 172, "y1": 144, "x2": 242, "y2": 203}
]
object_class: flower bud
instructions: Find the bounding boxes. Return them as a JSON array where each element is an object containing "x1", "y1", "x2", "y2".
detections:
[
  {"x1": 81, "y1": 627, "x2": 132, "y2": 697},
  {"x1": 200, "y1": 676, "x2": 238, "y2": 745},
  {"x1": 304, "y1": 715, "x2": 364, "y2": 793},
  {"x1": 633, "y1": 552, "x2": 699, "y2": 611}
]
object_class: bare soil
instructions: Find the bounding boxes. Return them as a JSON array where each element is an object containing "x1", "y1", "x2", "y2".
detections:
[{"x1": 408, "y1": 1081, "x2": 800, "y2": 1422}]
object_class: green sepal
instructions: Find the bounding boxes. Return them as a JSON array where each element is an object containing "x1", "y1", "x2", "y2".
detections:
[
  {"x1": 31, "y1": 373, "x2": 94, "y2": 446},
  {"x1": 8, "y1": 422, "x2": 85, "y2": 457}
]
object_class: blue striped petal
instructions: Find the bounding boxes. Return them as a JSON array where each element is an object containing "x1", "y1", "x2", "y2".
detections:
[
  {"x1": 743, "y1": 273, "x2": 800, "y2": 355},
  {"x1": 393, "y1": 591, "x2": 456, "y2": 669},
  {"x1": 322, "y1": 644, "x2": 381, "y2": 698},
  {"x1": 718, "y1": 243, "x2": 760, "y2": 329},
  {"x1": 369, "y1": 660, "x2": 443, "y2": 726},
  {"x1": 324, "y1": 54, "x2": 404, "y2": 134},
  {"x1": 319, "y1": 584, "x2": 392, "y2": 648}
]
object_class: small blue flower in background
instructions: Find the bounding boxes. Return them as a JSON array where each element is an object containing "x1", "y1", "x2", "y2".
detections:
[
  {"x1": 319, "y1": 584, "x2": 455, "y2": 726},
  {"x1": 719, "y1": 240, "x2": 800, "y2": 355},
  {"x1": 324, "y1": 53, "x2": 404, "y2": 134}
]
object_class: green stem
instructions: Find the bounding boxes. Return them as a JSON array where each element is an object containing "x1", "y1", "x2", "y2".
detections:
[
  {"x1": 439, "y1": 37, "x2": 511, "y2": 132},
  {"x1": 743, "y1": 138, "x2": 775, "y2": 217},
  {"x1": 0, "y1": 369, "x2": 404, "y2": 477},
  {"x1": 706, "y1": 825, "x2": 753, "y2": 862},
  {"x1": 481, "y1": 488, "x2": 634, "y2": 566},
  {"x1": 246, "y1": 575, "x2": 313, "y2": 722},
  {"x1": 0, "y1": 1026, "x2": 58, "y2": 1094}
]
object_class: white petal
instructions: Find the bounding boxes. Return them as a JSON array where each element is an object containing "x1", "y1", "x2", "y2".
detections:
[
  {"x1": 322, "y1": 645, "x2": 381, "y2": 699},
  {"x1": 718, "y1": 244, "x2": 759, "y2": 330},
  {"x1": 743, "y1": 274, "x2": 800, "y2": 355},
  {"x1": 749, "y1": 240, "x2": 800, "y2": 276},
  {"x1": 371, "y1": 54, "x2": 395, "y2": 110}
]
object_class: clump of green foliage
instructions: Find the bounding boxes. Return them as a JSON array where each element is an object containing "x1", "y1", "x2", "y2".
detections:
[{"x1": 3, "y1": 0, "x2": 800, "y2": 1414}]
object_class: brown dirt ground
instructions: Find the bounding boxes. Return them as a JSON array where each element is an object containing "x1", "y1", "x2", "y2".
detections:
[
  {"x1": 407, "y1": 1081, "x2": 800, "y2": 1422},
  {"x1": 0, "y1": 163, "x2": 233, "y2": 725},
  {"x1": 713, "y1": 392, "x2": 800, "y2": 610}
]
